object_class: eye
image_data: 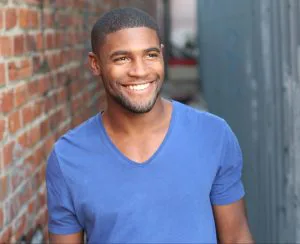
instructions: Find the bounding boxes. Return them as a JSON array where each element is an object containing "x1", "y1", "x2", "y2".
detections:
[
  {"x1": 147, "y1": 52, "x2": 159, "y2": 58},
  {"x1": 113, "y1": 57, "x2": 129, "y2": 63}
]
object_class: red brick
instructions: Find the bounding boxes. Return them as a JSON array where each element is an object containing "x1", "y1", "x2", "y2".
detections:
[
  {"x1": 44, "y1": 12, "x2": 54, "y2": 28},
  {"x1": 34, "y1": 99, "x2": 43, "y2": 117},
  {"x1": 25, "y1": 34, "x2": 35, "y2": 52},
  {"x1": 13, "y1": 214, "x2": 26, "y2": 241},
  {"x1": 0, "y1": 9, "x2": 3, "y2": 30},
  {"x1": 0, "y1": 207, "x2": 3, "y2": 228},
  {"x1": 0, "y1": 175, "x2": 8, "y2": 200},
  {"x1": 0, "y1": 119, "x2": 5, "y2": 140},
  {"x1": 40, "y1": 119, "x2": 49, "y2": 138},
  {"x1": 0, "y1": 226, "x2": 12, "y2": 243},
  {"x1": 8, "y1": 59, "x2": 32, "y2": 82},
  {"x1": 44, "y1": 135, "x2": 54, "y2": 156},
  {"x1": 19, "y1": 8, "x2": 28, "y2": 28},
  {"x1": 22, "y1": 103, "x2": 34, "y2": 125},
  {"x1": 10, "y1": 169, "x2": 23, "y2": 191},
  {"x1": 36, "y1": 32, "x2": 43, "y2": 50},
  {"x1": 8, "y1": 110, "x2": 21, "y2": 133},
  {"x1": 45, "y1": 33, "x2": 54, "y2": 49},
  {"x1": 45, "y1": 95, "x2": 55, "y2": 112},
  {"x1": 13, "y1": 34, "x2": 25, "y2": 55},
  {"x1": 0, "y1": 36, "x2": 13, "y2": 57},
  {"x1": 38, "y1": 76, "x2": 50, "y2": 95},
  {"x1": 18, "y1": 132, "x2": 28, "y2": 148},
  {"x1": 0, "y1": 89, "x2": 14, "y2": 113},
  {"x1": 28, "y1": 9, "x2": 39, "y2": 28},
  {"x1": 0, "y1": 63, "x2": 6, "y2": 86},
  {"x1": 29, "y1": 125, "x2": 40, "y2": 146},
  {"x1": 5, "y1": 8, "x2": 17, "y2": 30},
  {"x1": 28, "y1": 80, "x2": 38, "y2": 97},
  {"x1": 14, "y1": 84, "x2": 28, "y2": 107},
  {"x1": 3, "y1": 141, "x2": 14, "y2": 167},
  {"x1": 32, "y1": 55, "x2": 41, "y2": 73}
]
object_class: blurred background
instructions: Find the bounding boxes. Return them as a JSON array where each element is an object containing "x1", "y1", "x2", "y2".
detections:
[{"x1": 0, "y1": 0, "x2": 299, "y2": 243}]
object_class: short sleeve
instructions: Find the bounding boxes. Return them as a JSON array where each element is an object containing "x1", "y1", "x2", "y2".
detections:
[
  {"x1": 210, "y1": 122, "x2": 245, "y2": 205},
  {"x1": 46, "y1": 149, "x2": 83, "y2": 234}
]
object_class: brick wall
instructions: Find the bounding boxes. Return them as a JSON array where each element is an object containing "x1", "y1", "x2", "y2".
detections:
[{"x1": 0, "y1": 0, "x2": 158, "y2": 242}]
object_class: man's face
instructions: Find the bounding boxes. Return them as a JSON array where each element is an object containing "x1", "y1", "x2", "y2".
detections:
[{"x1": 94, "y1": 27, "x2": 164, "y2": 113}]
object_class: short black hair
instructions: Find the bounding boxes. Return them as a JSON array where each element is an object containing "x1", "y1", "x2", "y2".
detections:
[{"x1": 91, "y1": 7, "x2": 161, "y2": 53}]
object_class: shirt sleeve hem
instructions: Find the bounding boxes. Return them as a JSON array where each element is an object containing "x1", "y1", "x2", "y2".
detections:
[
  {"x1": 48, "y1": 225, "x2": 83, "y2": 235},
  {"x1": 211, "y1": 186, "x2": 245, "y2": 206}
]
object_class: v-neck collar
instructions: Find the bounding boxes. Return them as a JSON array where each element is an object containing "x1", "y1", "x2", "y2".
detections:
[{"x1": 96, "y1": 100, "x2": 178, "y2": 167}]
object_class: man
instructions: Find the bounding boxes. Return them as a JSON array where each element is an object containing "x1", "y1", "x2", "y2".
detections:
[{"x1": 46, "y1": 7, "x2": 254, "y2": 243}]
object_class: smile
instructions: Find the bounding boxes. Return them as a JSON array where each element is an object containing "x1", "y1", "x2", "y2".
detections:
[
  {"x1": 121, "y1": 81, "x2": 155, "y2": 92},
  {"x1": 127, "y1": 83, "x2": 150, "y2": 91}
]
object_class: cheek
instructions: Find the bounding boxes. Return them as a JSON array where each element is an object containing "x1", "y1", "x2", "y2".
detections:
[{"x1": 106, "y1": 66, "x2": 128, "y2": 82}]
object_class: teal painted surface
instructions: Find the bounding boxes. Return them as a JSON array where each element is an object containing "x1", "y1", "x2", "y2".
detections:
[{"x1": 197, "y1": 0, "x2": 300, "y2": 242}]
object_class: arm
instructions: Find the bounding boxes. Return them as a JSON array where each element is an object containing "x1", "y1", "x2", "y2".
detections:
[
  {"x1": 46, "y1": 149, "x2": 84, "y2": 243},
  {"x1": 213, "y1": 198, "x2": 254, "y2": 243},
  {"x1": 49, "y1": 231, "x2": 84, "y2": 244}
]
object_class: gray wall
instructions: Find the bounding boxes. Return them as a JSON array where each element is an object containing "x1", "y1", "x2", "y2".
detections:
[{"x1": 197, "y1": 0, "x2": 300, "y2": 242}]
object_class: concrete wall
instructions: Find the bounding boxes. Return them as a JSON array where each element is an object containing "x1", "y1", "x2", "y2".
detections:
[{"x1": 197, "y1": 0, "x2": 300, "y2": 242}]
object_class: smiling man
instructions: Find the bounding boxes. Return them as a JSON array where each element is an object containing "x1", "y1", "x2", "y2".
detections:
[{"x1": 46, "y1": 7, "x2": 254, "y2": 244}]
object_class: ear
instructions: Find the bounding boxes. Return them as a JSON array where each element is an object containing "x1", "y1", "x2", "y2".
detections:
[{"x1": 88, "y1": 52, "x2": 101, "y2": 76}]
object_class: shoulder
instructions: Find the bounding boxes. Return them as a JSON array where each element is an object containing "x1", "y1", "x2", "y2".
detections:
[
  {"x1": 54, "y1": 113, "x2": 102, "y2": 156},
  {"x1": 173, "y1": 100, "x2": 227, "y2": 134}
]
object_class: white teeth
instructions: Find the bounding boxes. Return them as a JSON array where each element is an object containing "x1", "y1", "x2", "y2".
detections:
[{"x1": 128, "y1": 83, "x2": 150, "y2": 91}]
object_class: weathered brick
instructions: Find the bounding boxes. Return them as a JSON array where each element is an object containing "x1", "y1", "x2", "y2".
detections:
[
  {"x1": 8, "y1": 59, "x2": 32, "y2": 82},
  {"x1": 28, "y1": 9, "x2": 39, "y2": 28},
  {"x1": 18, "y1": 132, "x2": 28, "y2": 149},
  {"x1": 0, "y1": 36, "x2": 13, "y2": 57},
  {"x1": 0, "y1": 118, "x2": 5, "y2": 140},
  {"x1": 0, "y1": 226, "x2": 12, "y2": 243},
  {"x1": 0, "y1": 207, "x2": 3, "y2": 229},
  {"x1": 40, "y1": 119, "x2": 49, "y2": 138},
  {"x1": 38, "y1": 76, "x2": 50, "y2": 95},
  {"x1": 0, "y1": 1, "x2": 154, "y2": 240},
  {"x1": 36, "y1": 32, "x2": 43, "y2": 50},
  {"x1": 14, "y1": 83, "x2": 28, "y2": 107},
  {"x1": 22, "y1": 103, "x2": 35, "y2": 125},
  {"x1": 44, "y1": 12, "x2": 54, "y2": 28},
  {"x1": 5, "y1": 8, "x2": 17, "y2": 30},
  {"x1": 3, "y1": 141, "x2": 14, "y2": 167},
  {"x1": 0, "y1": 89, "x2": 14, "y2": 113},
  {"x1": 43, "y1": 134, "x2": 54, "y2": 156},
  {"x1": 0, "y1": 175, "x2": 8, "y2": 200},
  {"x1": 8, "y1": 110, "x2": 21, "y2": 133},
  {"x1": 19, "y1": 8, "x2": 28, "y2": 28},
  {"x1": 32, "y1": 55, "x2": 41, "y2": 73},
  {"x1": 27, "y1": 79, "x2": 39, "y2": 97},
  {"x1": 0, "y1": 9, "x2": 3, "y2": 30},
  {"x1": 27, "y1": 199, "x2": 36, "y2": 215},
  {"x1": 13, "y1": 34, "x2": 25, "y2": 56},
  {"x1": 13, "y1": 214, "x2": 26, "y2": 241},
  {"x1": 0, "y1": 63, "x2": 6, "y2": 87}
]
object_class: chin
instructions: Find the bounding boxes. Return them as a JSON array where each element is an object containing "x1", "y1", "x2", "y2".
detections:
[{"x1": 118, "y1": 94, "x2": 159, "y2": 114}]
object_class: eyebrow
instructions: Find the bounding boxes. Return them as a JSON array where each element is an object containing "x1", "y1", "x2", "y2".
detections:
[{"x1": 109, "y1": 47, "x2": 161, "y2": 59}]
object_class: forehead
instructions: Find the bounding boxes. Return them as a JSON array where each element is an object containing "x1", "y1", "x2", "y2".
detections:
[{"x1": 100, "y1": 27, "x2": 160, "y2": 54}]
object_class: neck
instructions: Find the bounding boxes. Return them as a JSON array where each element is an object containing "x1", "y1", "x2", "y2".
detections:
[{"x1": 102, "y1": 97, "x2": 168, "y2": 135}]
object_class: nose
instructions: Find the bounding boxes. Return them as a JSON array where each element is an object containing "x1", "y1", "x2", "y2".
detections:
[{"x1": 128, "y1": 58, "x2": 149, "y2": 78}]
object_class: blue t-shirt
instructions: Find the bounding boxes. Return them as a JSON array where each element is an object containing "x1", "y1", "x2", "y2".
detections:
[{"x1": 46, "y1": 100, "x2": 245, "y2": 243}]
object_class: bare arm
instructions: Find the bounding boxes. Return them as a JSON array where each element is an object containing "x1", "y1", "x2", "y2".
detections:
[
  {"x1": 49, "y1": 231, "x2": 84, "y2": 244},
  {"x1": 213, "y1": 198, "x2": 254, "y2": 243}
]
